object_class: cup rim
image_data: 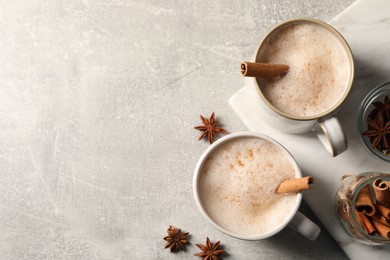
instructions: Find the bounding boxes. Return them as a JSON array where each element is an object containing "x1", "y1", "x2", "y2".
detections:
[
  {"x1": 192, "y1": 131, "x2": 302, "y2": 240},
  {"x1": 252, "y1": 18, "x2": 355, "y2": 121}
]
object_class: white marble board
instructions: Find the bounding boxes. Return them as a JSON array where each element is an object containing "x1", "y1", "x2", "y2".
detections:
[{"x1": 229, "y1": 0, "x2": 390, "y2": 259}]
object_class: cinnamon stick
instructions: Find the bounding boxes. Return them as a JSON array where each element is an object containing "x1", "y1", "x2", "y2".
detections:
[
  {"x1": 371, "y1": 214, "x2": 390, "y2": 227},
  {"x1": 276, "y1": 176, "x2": 315, "y2": 194},
  {"x1": 376, "y1": 204, "x2": 390, "y2": 219},
  {"x1": 240, "y1": 61, "x2": 289, "y2": 78},
  {"x1": 373, "y1": 178, "x2": 390, "y2": 208},
  {"x1": 354, "y1": 209, "x2": 376, "y2": 236},
  {"x1": 371, "y1": 218, "x2": 390, "y2": 239},
  {"x1": 355, "y1": 185, "x2": 376, "y2": 216}
]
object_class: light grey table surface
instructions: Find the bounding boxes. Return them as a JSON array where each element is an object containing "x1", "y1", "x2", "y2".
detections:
[{"x1": 0, "y1": 1, "x2": 356, "y2": 259}]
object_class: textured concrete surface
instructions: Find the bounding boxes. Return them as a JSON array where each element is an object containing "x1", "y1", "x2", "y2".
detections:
[{"x1": 0, "y1": 0, "x2": 355, "y2": 259}]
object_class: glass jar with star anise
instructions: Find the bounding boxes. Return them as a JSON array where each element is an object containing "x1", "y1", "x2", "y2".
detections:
[{"x1": 358, "y1": 82, "x2": 390, "y2": 163}]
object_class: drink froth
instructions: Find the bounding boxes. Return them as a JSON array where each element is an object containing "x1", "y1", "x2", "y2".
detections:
[
  {"x1": 198, "y1": 137, "x2": 298, "y2": 236},
  {"x1": 257, "y1": 22, "x2": 351, "y2": 118}
]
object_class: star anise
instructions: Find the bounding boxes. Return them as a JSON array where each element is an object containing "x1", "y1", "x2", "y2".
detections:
[
  {"x1": 194, "y1": 112, "x2": 227, "y2": 144},
  {"x1": 362, "y1": 113, "x2": 390, "y2": 150},
  {"x1": 163, "y1": 225, "x2": 189, "y2": 252},
  {"x1": 369, "y1": 95, "x2": 390, "y2": 120},
  {"x1": 194, "y1": 237, "x2": 225, "y2": 260}
]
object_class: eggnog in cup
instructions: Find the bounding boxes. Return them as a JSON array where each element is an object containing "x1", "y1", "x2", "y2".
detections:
[
  {"x1": 198, "y1": 136, "x2": 298, "y2": 236},
  {"x1": 248, "y1": 18, "x2": 354, "y2": 156},
  {"x1": 257, "y1": 21, "x2": 352, "y2": 118},
  {"x1": 193, "y1": 132, "x2": 320, "y2": 240}
]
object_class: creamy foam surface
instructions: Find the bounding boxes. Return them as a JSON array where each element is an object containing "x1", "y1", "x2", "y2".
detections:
[
  {"x1": 257, "y1": 23, "x2": 351, "y2": 118},
  {"x1": 198, "y1": 137, "x2": 298, "y2": 236}
]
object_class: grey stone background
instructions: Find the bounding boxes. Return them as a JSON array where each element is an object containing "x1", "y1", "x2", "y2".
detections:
[{"x1": 0, "y1": 0, "x2": 355, "y2": 259}]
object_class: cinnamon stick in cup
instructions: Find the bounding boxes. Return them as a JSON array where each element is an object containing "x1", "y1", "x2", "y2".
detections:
[
  {"x1": 355, "y1": 185, "x2": 376, "y2": 216},
  {"x1": 373, "y1": 178, "x2": 390, "y2": 207},
  {"x1": 276, "y1": 176, "x2": 315, "y2": 194},
  {"x1": 241, "y1": 62, "x2": 289, "y2": 78}
]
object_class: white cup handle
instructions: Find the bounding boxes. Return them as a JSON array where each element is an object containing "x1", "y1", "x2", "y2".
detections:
[
  {"x1": 288, "y1": 211, "x2": 321, "y2": 240},
  {"x1": 313, "y1": 117, "x2": 347, "y2": 157}
]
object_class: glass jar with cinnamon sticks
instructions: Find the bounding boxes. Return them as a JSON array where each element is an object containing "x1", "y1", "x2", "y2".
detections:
[{"x1": 335, "y1": 172, "x2": 390, "y2": 245}]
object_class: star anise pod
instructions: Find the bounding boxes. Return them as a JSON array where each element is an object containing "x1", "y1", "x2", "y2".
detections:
[
  {"x1": 194, "y1": 112, "x2": 227, "y2": 144},
  {"x1": 194, "y1": 237, "x2": 225, "y2": 260},
  {"x1": 369, "y1": 95, "x2": 390, "y2": 120},
  {"x1": 163, "y1": 225, "x2": 189, "y2": 252},
  {"x1": 362, "y1": 113, "x2": 390, "y2": 150}
]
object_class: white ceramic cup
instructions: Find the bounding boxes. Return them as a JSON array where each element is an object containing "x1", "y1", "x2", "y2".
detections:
[
  {"x1": 193, "y1": 131, "x2": 321, "y2": 240},
  {"x1": 247, "y1": 18, "x2": 354, "y2": 157}
]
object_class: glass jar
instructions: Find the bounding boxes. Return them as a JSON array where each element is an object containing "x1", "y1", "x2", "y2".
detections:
[
  {"x1": 334, "y1": 172, "x2": 390, "y2": 245},
  {"x1": 357, "y1": 82, "x2": 390, "y2": 163}
]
